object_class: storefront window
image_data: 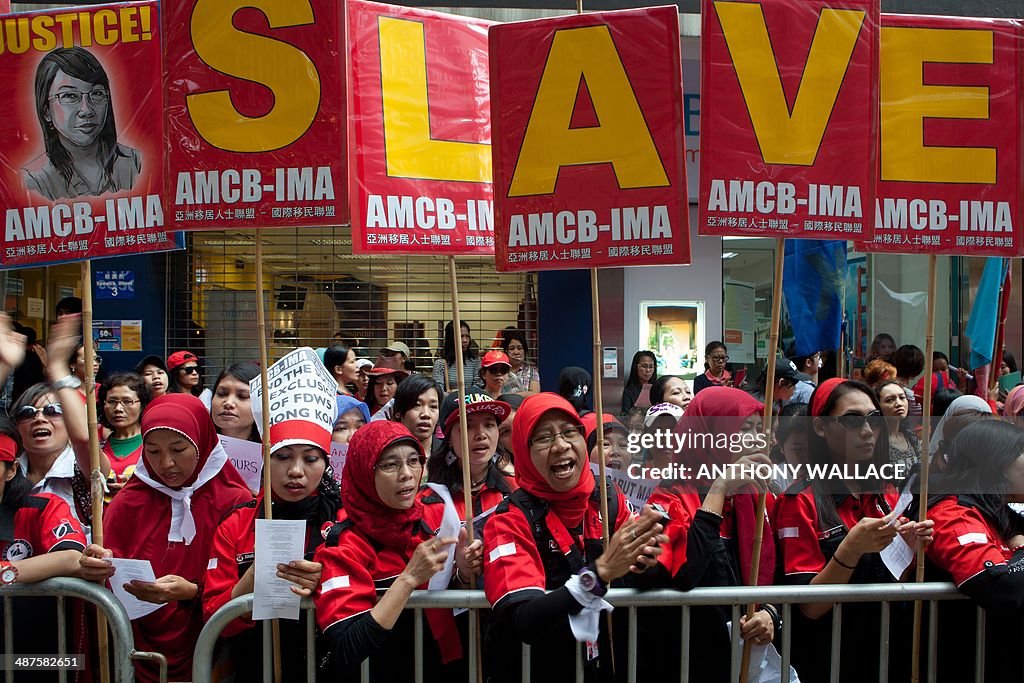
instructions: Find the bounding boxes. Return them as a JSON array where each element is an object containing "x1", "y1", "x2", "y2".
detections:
[
  {"x1": 639, "y1": 301, "x2": 704, "y2": 379},
  {"x1": 166, "y1": 226, "x2": 537, "y2": 372}
]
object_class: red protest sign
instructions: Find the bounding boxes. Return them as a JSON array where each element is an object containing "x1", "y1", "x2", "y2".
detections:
[
  {"x1": 349, "y1": 1, "x2": 494, "y2": 255},
  {"x1": 163, "y1": 0, "x2": 346, "y2": 230},
  {"x1": 0, "y1": 2, "x2": 181, "y2": 269},
  {"x1": 490, "y1": 6, "x2": 689, "y2": 272},
  {"x1": 861, "y1": 14, "x2": 1022, "y2": 256},
  {"x1": 699, "y1": 0, "x2": 879, "y2": 240}
]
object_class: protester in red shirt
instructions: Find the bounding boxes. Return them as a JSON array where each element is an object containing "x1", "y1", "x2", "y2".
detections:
[
  {"x1": 79, "y1": 394, "x2": 253, "y2": 683},
  {"x1": 482, "y1": 393, "x2": 666, "y2": 683},
  {"x1": 422, "y1": 392, "x2": 512, "y2": 587},
  {"x1": 639, "y1": 387, "x2": 778, "y2": 681},
  {"x1": 99, "y1": 372, "x2": 150, "y2": 500},
  {"x1": 314, "y1": 421, "x2": 457, "y2": 680},
  {"x1": 203, "y1": 411, "x2": 341, "y2": 678},
  {"x1": 926, "y1": 419, "x2": 1024, "y2": 681},
  {"x1": 774, "y1": 378, "x2": 932, "y2": 683},
  {"x1": 0, "y1": 425, "x2": 88, "y2": 682}
]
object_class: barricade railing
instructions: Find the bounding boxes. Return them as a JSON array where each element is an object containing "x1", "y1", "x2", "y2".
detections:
[
  {"x1": 0, "y1": 576, "x2": 164, "y2": 683},
  {"x1": 193, "y1": 582, "x2": 971, "y2": 683}
]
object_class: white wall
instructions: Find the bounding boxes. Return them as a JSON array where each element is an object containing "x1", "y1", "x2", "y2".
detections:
[{"x1": 623, "y1": 206, "x2": 722, "y2": 371}]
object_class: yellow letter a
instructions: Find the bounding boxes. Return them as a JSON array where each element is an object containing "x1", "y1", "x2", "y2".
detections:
[
  {"x1": 507, "y1": 25, "x2": 669, "y2": 197},
  {"x1": 715, "y1": 1, "x2": 865, "y2": 166}
]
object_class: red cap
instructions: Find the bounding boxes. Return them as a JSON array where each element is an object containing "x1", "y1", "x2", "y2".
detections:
[
  {"x1": 0, "y1": 435, "x2": 16, "y2": 463},
  {"x1": 481, "y1": 350, "x2": 512, "y2": 369},
  {"x1": 366, "y1": 367, "x2": 410, "y2": 379},
  {"x1": 166, "y1": 351, "x2": 199, "y2": 373},
  {"x1": 580, "y1": 413, "x2": 626, "y2": 442}
]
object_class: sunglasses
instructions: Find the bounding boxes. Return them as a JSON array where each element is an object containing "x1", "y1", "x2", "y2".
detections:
[
  {"x1": 832, "y1": 410, "x2": 884, "y2": 430},
  {"x1": 179, "y1": 366, "x2": 200, "y2": 375},
  {"x1": 13, "y1": 403, "x2": 64, "y2": 423}
]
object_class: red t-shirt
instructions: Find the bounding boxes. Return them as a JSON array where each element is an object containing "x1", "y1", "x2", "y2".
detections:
[
  {"x1": 314, "y1": 509, "x2": 428, "y2": 632},
  {"x1": 774, "y1": 480, "x2": 899, "y2": 579},
  {"x1": 482, "y1": 487, "x2": 631, "y2": 607},
  {"x1": 926, "y1": 496, "x2": 1013, "y2": 587},
  {"x1": 0, "y1": 492, "x2": 87, "y2": 562},
  {"x1": 647, "y1": 483, "x2": 702, "y2": 576}
]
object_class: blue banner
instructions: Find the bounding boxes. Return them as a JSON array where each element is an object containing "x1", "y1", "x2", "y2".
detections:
[{"x1": 783, "y1": 240, "x2": 846, "y2": 357}]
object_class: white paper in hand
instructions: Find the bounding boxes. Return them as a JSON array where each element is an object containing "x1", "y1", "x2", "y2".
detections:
[
  {"x1": 107, "y1": 558, "x2": 165, "y2": 621},
  {"x1": 424, "y1": 483, "x2": 460, "y2": 592},
  {"x1": 725, "y1": 621, "x2": 801, "y2": 683},
  {"x1": 253, "y1": 519, "x2": 306, "y2": 621},
  {"x1": 880, "y1": 534, "x2": 915, "y2": 580}
]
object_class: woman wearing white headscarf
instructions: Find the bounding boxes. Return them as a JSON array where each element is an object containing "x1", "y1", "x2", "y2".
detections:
[{"x1": 929, "y1": 395, "x2": 994, "y2": 468}]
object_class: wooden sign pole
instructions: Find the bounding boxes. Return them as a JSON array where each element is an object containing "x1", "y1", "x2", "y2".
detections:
[
  {"x1": 739, "y1": 237, "x2": 785, "y2": 682},
  {"x1": 910, "y1": 254, "x2": 938, "y2": 683},
  {"x1": 80, "y1": 260, "x2": 110, "y2": 683},
  {"x1": 253, "y1": 233, "x2": 283, "y2": 683}
]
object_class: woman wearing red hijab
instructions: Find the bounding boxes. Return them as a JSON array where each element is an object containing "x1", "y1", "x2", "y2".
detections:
[
  {"x1": 482, "y1": 393, "x2": 667, "y2": 683},
  {"x1": 78, "y1": 394, "x2": 253, "y2": 683},
  {"x1": 314, "y1": 421, "x2": 457, "y2": 680},
  {"x1": 773, "y1": 378, "x2": 932, "y2": 683},
  {"x1": 638, "y1": 386, "x2": 778, "y2": 681}
]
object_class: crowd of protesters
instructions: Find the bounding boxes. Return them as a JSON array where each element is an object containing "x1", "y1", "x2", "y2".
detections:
[{"x1": 0, "y1": 304, "x2": 1022, "y2": 682}]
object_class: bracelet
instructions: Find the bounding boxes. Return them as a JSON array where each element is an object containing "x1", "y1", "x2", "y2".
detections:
[
  {"x1": 831, "y1": 553, "x2": 857, "y2": 570},
  {"x1": 759, "y1": 603, "x2": 782, "y2": 632},
  {"x1": 1011, "y1": 545, "x2": 1024, "y2": 555},
  {"x1": 454, "y1": 566, "x2": 466, "y2": 584},
  {"x1": 697, "y1": 506, "x2": 722, "y2": 518}
]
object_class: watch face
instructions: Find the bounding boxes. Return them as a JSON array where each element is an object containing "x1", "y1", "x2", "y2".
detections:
[{"x1": 1, "y1": 567, "x2": 16, "y2": 584}]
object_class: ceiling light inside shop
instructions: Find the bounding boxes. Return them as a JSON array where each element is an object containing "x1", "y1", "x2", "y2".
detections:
[{"x1": 722, "y1": 252, "x2": 738, "y2": 259}]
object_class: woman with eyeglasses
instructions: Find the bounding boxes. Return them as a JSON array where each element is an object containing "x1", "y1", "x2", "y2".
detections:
[
  {"x1": 774, "y1": 378, "x2": 932, "y2": 683},
  {"x1": 621, "y1": 350, "x2": 657, "y2": 415},
  {"x1": 22, "y1": 46, "x2": 141, "y2": 201},
  {"x1": 482, "y1": 393, "x2": 667, "y2": 683},
  {"x1": 204, "y1": 403, "x2": 341, "y2": 679},
  {"x1": 99, "y1": 372, "x2": 151, "y2": 500},
  {"x1": 925, "y1": 419, "x2": 1024, "y2": 681},
  {"x1": 315, "y1": 421, "x2": 460, "y2": 679},
  {"x1": 875, "y1": 380, "x2": 920, "y2": 473},
  {"x1": 78, "y1": 394, "x2": 253, "y2": 683},
  {"x1": 479, "y1": 350, "x2": 519, "y2": 397},
  {"x1": 693, "y1": 341, "x2": 732, "y2": 395},
  {"x1": 13, "y1": 317, "x2": 109, "y2": 539}
]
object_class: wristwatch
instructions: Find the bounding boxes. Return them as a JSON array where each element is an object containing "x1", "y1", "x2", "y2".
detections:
[
  {"x1": 577, "y1": 567, "x2": 607, "y2": 597},
  {"x1": 0, "y1": 564, "x2": 18, "y2": 586},
  {"x1": 51, "y1": 375, "x2": 82, "y2": 391}
]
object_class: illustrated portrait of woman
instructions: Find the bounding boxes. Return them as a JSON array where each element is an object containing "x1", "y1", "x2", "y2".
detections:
[{"x1": 22, "y1": 46, "x2": 142, "y2": 201}]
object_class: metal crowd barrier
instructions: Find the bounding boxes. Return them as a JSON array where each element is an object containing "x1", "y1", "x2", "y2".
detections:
[
  {"x1": 193, "y1": 582, "x2": 972, "y2": 683},
  {"x1": 0, "y1": 576, "x2": 165, "y2": 683}
]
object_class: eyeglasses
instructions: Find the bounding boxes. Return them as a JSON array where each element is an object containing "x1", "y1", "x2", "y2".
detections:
[
  {"x1": 374, "y1": 456, "x2": 425, "y2": 475},
  {"x1": 833, "y1": 411, "x2": 884, "y2": 430},
  {"x1": 49, "y1": 90, "x2": 109, "y2": 107},
  {"x1": 710, "y1": 355, "x2": 729, "y2": 362},
  {"x1": 13, "y1": 403, "x2": 63, "y2": 423},
  {"x1": 104, "y1": 398, "x2": 139, "y2": 409},
  {"x1": 179, "y1": 366, "x2": 200, "y2": 375},
  {"x1": 529, "y1": 425, "x2": 585, "y2": 449}
]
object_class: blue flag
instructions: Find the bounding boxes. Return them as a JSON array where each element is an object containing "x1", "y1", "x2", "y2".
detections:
[
  {"x1": 782, "y1": 240, "x2": 846, "y2": 357},
  {"x1": 964, "y1": 257, "x2": 1009, "y2": 370}
]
